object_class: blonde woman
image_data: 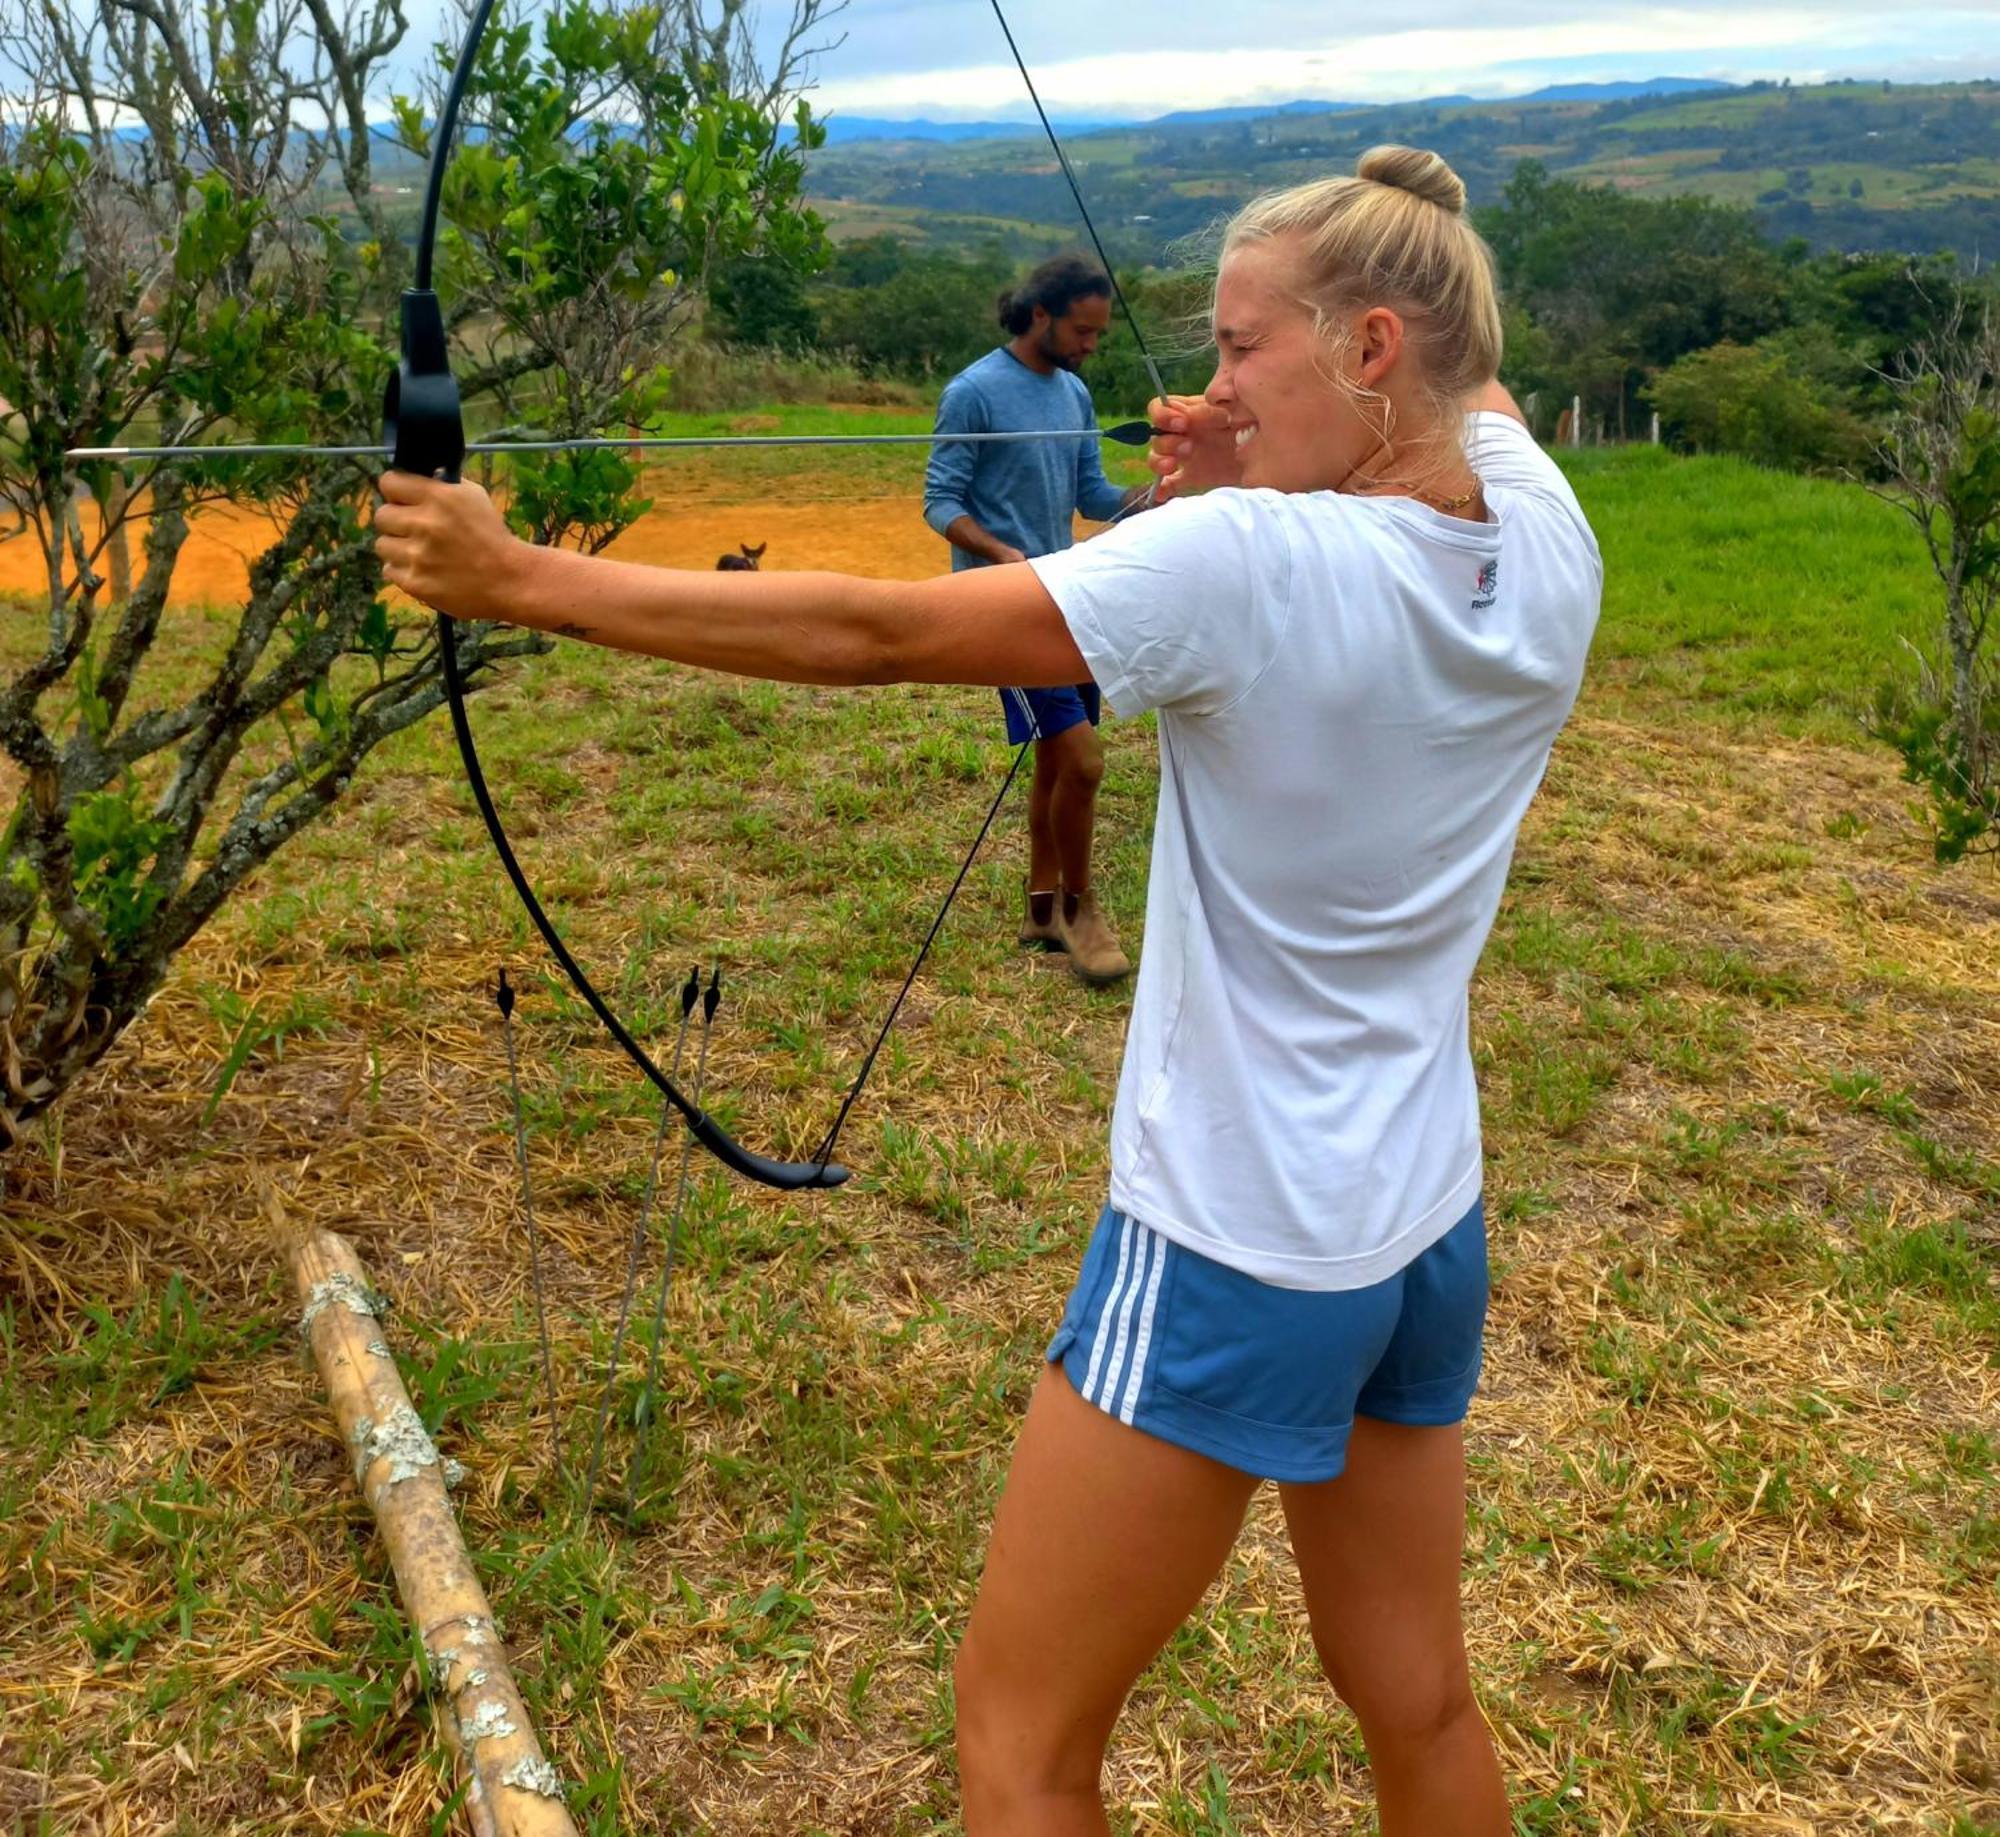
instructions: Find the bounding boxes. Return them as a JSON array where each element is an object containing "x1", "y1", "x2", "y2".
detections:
[{"x1": 377, "y1": 145, "x2": 1603, "y2": 1835}]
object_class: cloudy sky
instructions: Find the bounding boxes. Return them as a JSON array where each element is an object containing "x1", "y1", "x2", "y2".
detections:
[{"x1": 754, "y1": 0, "x2": 2000, "y2": 117}]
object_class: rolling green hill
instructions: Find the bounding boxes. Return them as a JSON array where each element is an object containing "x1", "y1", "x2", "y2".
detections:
[{"x1": 803, "y1": 79, "x2": 2000, "y2": 261}]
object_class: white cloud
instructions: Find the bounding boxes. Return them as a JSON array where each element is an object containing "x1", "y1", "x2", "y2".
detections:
[
  {"x1": 803, "y1": 0, "x2": 2000, "y2": 115},
  {"x1": 337, "y1": 0, "x2": 2000, "y2": 119}
]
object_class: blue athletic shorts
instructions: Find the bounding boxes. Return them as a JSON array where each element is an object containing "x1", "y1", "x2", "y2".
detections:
[
  {"x1": 1001, "y1": 683, "x2": 1100, "y2": 746},
  {"x1": 1046, "y1": 1199, "x2": 1487, "y2": 1482}
]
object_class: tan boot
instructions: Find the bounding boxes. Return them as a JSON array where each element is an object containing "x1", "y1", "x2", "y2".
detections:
[
  {"x1": 1056, "y1": 888, "x2": 1131, "y2": 986},
  {"x1": 1019, "y1": 883, "x2": 1064, "y2": 951}
]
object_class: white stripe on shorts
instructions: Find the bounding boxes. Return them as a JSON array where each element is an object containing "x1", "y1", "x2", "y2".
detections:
[
  {"x1": 1080, "y1": 1215, "x2": 1135, "y2": 1404},
  {"x1": 1116, "y1": 1229, "x2": 1169, "y2": 1424},
  {"x1": 1095, "y1": 1222, "x2": 1155, "y2": 1410}
]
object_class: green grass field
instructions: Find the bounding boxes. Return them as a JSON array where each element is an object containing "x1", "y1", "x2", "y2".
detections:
[{"x1": 0, "y1": 434, "x2": 1995, "y2": 1835}]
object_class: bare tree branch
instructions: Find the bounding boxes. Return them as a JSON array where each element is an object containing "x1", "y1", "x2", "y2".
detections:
[{"x1": 1868, "y1": 297, "x2": 2000, "y2": 861}]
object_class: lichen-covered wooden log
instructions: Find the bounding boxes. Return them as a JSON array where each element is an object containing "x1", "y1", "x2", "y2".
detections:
[{"x1": 292, "y1": 1230, "x2": 579, "y2": 1837}]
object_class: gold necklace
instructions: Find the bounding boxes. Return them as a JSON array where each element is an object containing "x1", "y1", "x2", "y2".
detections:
[{"x1": 1418, "y1": 476, "x2": 1482, "y2": 514}]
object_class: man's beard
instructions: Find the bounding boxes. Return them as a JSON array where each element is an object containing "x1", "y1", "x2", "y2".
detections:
[{"x1": 1041, "y1": 331, "x2": 1083, "y2": 374}]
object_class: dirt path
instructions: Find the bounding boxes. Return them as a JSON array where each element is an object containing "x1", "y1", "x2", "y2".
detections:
[{"x1": 0, "y1": 492, "x2": 960, "y2": 607}]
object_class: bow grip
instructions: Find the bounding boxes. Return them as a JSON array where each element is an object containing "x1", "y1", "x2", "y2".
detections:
[{"x1": 383, "y1": 288, "x2": 465, "y2": 483}]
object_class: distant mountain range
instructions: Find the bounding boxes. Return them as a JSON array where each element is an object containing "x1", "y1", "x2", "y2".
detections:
[
  {"x1": 1521, "y1": 77, "x2": 1732, "y2": 102},
  {"x1": 813, "y1": 116, "x2": 1123, "y2": 144},
  {"x1": 811, "y1": 77, "x2": 1734, "y2": 145},
  {"x1": 803, "y1": 77, "x2": 2000, "y2": 262}
]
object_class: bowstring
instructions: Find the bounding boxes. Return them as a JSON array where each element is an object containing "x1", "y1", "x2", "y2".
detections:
[
  {"x1": 812, "y1": 706, "x2": 1044, "y2": 1174},
  {"x1": 810, "y1": 4, "x2": 1162, "y2": 1169},
  {"x1": 987, "y1": 0, "x2": 1169, "y2": 406}
]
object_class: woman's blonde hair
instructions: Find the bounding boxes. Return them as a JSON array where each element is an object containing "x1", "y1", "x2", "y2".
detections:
[{"x1": 1221, "y1": 146, "x2": 1502, "y2": 453}]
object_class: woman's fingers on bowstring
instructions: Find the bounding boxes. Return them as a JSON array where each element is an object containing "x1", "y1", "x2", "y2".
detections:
[
  {"x1": 1148, "y1": 398, "x2": 1231, "y2": 461},
  {"x1": 1146, "y1": 422, "x2": 1200, "y2": 475},
  {"x1": 1146, "y1": 423, "x2": 1209, "y2": 503},
  {"x1": 1152, "y1": 394, "x2": 1232, "y2": 431},
  {"x1": 1147, "y1": 456, "x2": 1194, "y2": 503},
  {"x1": 1146, "y1": 395, "x2": 1208, "y2": 455}
]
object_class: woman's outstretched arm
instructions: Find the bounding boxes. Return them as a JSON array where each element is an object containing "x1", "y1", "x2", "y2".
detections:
[{"x1": 373, "y1": 470, "x2": 1093, "y2": 693}]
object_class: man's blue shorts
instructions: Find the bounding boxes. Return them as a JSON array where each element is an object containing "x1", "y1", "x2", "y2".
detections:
[
  {"x1": 1001, "y1": 683, "x2": 1100, "y2": 747},
  {"x1": 1046, "y1": 1199, "x2": 1488, "y2": 1482}
]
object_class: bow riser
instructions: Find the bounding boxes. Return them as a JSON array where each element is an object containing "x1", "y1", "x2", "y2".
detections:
[{"x1": 385, "y1": 289, "x2": 466, "y2": 483}]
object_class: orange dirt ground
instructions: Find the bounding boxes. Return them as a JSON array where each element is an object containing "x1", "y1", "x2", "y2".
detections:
[{"x1": 0, "y1": 491, "x2": 957, "y2": 606}]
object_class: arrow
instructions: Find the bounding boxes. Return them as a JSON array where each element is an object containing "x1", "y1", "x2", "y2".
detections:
[{"x1": 66, "y1": 422, "x2": 1159, "y2": 465}]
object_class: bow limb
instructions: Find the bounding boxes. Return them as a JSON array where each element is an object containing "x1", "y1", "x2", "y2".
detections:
[
  {"x1": 393, "y1": 0, "x2": 847, "y2": 1192},
  {"x1": 988, "y1": 0, "x2": 1169, "y2": 407}
]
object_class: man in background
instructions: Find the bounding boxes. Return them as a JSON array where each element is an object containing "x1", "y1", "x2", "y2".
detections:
[{"x1": 923, "y1": 254, "x2": 1151, "y2": 987}]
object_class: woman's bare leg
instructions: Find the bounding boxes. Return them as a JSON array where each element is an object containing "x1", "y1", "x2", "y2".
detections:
[
  {"x1": 955, "y1": 1366, "x2": 1259, "y2": 1835},
  {"x1": 1279, "y1": 1417, "x2": 1507, "y2": 1837}
]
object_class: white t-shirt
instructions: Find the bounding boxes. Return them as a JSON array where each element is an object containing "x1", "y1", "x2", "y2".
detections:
[{"x1": 1029, "y1": 412, "x2": 1602, "y2": 1290}]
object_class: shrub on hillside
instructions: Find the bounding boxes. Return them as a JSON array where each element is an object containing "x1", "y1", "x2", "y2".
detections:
[
  {"x1": 813, "y1": 246, "x2": 1017, "y2": 380},
  {"x1": 707, "y1": 255, "x2": 820, "y2": 353},
  {"x1": 1648, "y1": 333, "x2": 1876, "y2": 474},
  {"x1": 664, "y1": 342, "x2": 923, "y2": 411}
]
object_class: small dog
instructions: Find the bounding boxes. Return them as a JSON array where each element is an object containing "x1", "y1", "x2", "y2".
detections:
[{"x1": 715, "y1": 541, "x2": 767, "y2": 572}]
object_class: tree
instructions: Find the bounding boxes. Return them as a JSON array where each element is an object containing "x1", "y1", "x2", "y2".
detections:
[
  {"x1": 1480, "y1": 162, "x2": 1789, "y2": 436},
  {"x1": 813, "y1": 243, "x2": 1017, "y2": 379},
  {"x1": 1870, "y1": 304, "x2": 2000, "y2": 863},
  {"x1": 809, "y1": 243, "x2": 1209, "y2": 411},
  {"x1": 708, "y1": 255, "x2": 821, "y2": 350},
  {"x1": 1788, "y1": 251, "x2": 1970, "y2": 386},
  {"x1": 0, "y1": 0, "x2": 837, "y2": 1151},
  {"x1": 1647, "y1": 328, "x2": 1875, "y2": 473}
]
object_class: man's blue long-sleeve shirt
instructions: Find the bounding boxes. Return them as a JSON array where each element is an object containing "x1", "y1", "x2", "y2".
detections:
[{"x1": 923, "y1": 348, "x2": 1128, "y2": 569}]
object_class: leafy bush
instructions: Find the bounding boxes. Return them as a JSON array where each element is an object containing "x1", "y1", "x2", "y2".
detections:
[
  {"x1": 1648, "y1": 333, "x2": 1876, "y2": 473},
  {"x1": 1871, "y1": 682, "x2": 1998, "y2": 859},
  {"x1": 707, "y1": 255, "x2": 821, "y2": 352},
  {"x1": 812, "y1": 244, "x2": 1018, "y2": 381},
  {"x1": 804, "y1": 238, "x2": 1212, "y2": 415}
]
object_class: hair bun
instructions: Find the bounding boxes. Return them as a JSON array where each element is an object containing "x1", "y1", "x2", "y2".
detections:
[{"x1": 1356, "y1": 145, "x2": 1467, "y2": 215}]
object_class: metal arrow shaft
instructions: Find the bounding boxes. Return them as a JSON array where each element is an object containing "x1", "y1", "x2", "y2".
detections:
[{"x1": 65, "y1": 424, "x2": 1156, "y2": 463}]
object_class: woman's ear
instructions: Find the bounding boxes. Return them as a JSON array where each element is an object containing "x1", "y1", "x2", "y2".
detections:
[{"x1": 1355, "y1": 306, "x2": 1406, "y2": 387}]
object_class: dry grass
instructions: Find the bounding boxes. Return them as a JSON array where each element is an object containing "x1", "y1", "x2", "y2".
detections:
[{"x1": 1, "y1": 461, "x2": 1997, "y2": 1836}]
